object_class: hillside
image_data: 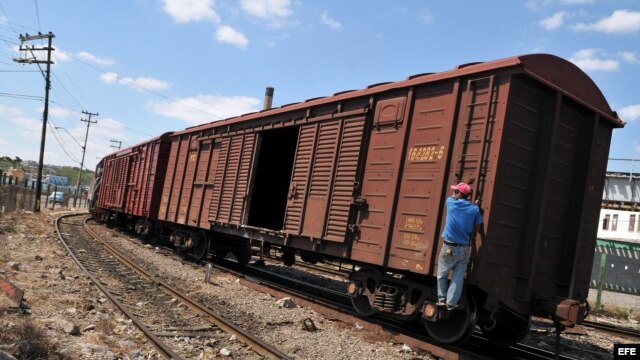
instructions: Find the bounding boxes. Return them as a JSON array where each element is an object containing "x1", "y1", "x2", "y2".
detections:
[{"x1": 0, "y1": 157, "x2": 94, "y2": 187}]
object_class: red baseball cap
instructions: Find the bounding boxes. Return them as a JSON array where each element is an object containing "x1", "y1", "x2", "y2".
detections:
[{"x1": 451, "y1": 182, "x2": 471, "y2": 195}]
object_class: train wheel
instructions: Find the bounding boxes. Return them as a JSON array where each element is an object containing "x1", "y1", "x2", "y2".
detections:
[
  {"x1": 143, "y1": 233, "x2": 159, "y2": 246},
  {"x1": 213, "y1": 250, "x2": 229, "y2": 262},
  {"x1": 350, "y1": 266, "x2": 380, "y2": 317},
  {"x1": 234, "y1": 248, "x2": 251, "y2": 266},
  {"x1": 424, "y1": 293, "x2": 477, "y2": 344},
  {"x1": 300, "y1": 253, "x2": 319, "y2": 264},
  {"x1": 480, "y1": 309, "x2": 530, "y2": 346},
  {"x1": 192, "y1": 231, "x2": 210, "y2": 260},
  {"x1": 351, "y1": 295, "x2": 376, "y2": 317},
  {"x1": 282, "y1": 249, "x2": 296, "y2": 266}
]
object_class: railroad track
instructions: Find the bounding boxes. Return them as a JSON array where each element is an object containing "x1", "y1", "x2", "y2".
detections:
[
  {"x1": 583, "y1": 319, "x2": 640, "y2": 338},
  {"x1": 242, "y1": 262, "x2": 580, "y2": 360},
  {"x1": 87, "y1": 220, "x2": 585, "y2": 360},
  {"x1": 55, "y1": 214, "x2": 290, "y2": 360}
]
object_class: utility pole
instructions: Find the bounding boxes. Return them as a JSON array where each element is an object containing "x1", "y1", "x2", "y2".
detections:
[
  {"x1": 110, "y1": 139, "x2": 122, "y2": 151},
  {"x1": 13, "y1": 32, "x2": 55, "y2": 212},
  {"x1": 74, "y1": 110, "x2": 98, "y2": 208}
]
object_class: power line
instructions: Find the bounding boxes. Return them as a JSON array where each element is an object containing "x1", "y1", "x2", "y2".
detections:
[
  {"x1": 48, "y1": 120, "x2": 81, "y2": 164},
  {"x1": 56, "y1": 63, "x2": 95, "y2": 110},
  {"x1": 54, "y1": 125, "x2": 83, "y2": 149},
  {"x1": 0, "y1": 69, "x2": 41, "y2": 73},
  {"x1": 0, "y1": 91, "x2": 42, "y2": 100},
  {"x1": 63, "y1": 51, "x2": 226, "y2": 120},
  {"x1": 33, "y1": 0, "x2": 42, "y2": 32}
]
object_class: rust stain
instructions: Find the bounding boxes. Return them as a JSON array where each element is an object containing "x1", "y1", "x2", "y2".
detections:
[{"x1": 0, "y1": 278, "x2": 24, "y2": 307}]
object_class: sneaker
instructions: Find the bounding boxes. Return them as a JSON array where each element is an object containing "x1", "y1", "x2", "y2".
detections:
[
  {"x1": 446, "y1": 304, "x2": 458, "y2": 310},
  {"x1": 436, "y1": 299, "x2": 446, "y2": 306}
]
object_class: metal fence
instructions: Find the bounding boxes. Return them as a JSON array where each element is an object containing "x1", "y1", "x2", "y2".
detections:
[
  {"x1": 0, "y1": 174, "x2": 89, "y2": 214},
  {"x1": 590, "y1": 238, "x2": 640, "y2": 309}
]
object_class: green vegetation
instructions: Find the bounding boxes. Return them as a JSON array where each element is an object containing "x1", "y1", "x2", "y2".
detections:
[
  {"x1": 0, "y1": 156, "x2": 25, "y2": 170},
  {"x1": 590, "y1": 302, "x2": 640, "y2": 322}
]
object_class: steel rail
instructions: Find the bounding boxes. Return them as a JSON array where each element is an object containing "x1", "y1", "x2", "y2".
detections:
[
  {"x1": 583, "y1": 320, "x2": 640, "y2": 338},
  {"x1": 54, "y1": 214, "x2": 182, "y2": 360},
  {"x1": 82, "y1": 218, "x2": 291, "y2": 360}
]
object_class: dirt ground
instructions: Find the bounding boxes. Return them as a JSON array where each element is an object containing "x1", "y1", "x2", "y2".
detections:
[
  {"x1": 1, "y1": 209, "x2": 638, "y2": 360},
  {"x1": 0, "y1": 210, "x2": 156, "y2": 359}
]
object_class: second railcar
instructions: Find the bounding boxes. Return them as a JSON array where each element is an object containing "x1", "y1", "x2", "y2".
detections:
[{"x1": 91, "y1": 132, "x2": 172, "y2": 233}]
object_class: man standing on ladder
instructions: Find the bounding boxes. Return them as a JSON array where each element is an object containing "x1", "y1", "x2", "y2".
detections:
[{"x1": 437, "y1": 182, "x2": 485, "y2": 310}]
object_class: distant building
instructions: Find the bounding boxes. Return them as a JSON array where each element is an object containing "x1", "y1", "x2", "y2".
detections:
[
  {"x1": 5, "y1": 167, "x2": 25, "y2": 181},
  {"x1": 599, "y1": 170, "x2": 640, "y2": 244},
  {"x1": 591, "y1": 169, "x2": 640, "y2": 303},
  {"x1": 598, "y1": 208, "x2": 640, "y2": 244},
  {"x1": 45, "y1": 175, "x2": 68, "y2": 186}
]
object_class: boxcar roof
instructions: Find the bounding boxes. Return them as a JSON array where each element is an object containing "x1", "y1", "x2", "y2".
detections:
[
  {"x1": 104, "y1": 131, "x2": 173, "y2": 159},
  {"x1": 174, "y1": 53, "x2": 623, "y2": 136}
]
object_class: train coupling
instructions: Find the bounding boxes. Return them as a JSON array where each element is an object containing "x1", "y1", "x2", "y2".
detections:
[{"x1": 538, "y1": 298, "x2": 586, "y2": 327}]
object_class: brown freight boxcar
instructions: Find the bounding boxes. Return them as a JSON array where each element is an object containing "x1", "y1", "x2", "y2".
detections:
[
  {"x1": 96, "y1": 54, "x2": 623, "y2": 345},
  {"x1": 91, "y1": 132, "x2": 172, "y2": 233}
]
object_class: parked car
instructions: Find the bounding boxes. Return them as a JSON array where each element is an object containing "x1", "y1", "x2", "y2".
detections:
[{"x1": 48, "y1": 191, "x2": 65, "y2": 204}]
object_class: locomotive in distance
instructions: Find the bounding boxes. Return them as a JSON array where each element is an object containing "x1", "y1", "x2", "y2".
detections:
[{"x1": 90, "y1": 53, "x2": 623, "y2": 345}]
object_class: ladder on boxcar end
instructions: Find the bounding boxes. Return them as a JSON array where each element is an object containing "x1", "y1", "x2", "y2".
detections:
[{"x1": 456, "y1": 76, "x2": 497, "y2": 203}]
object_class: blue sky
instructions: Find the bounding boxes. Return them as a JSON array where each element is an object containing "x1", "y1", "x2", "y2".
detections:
[{"x1": 0, "y1": 0, "x2": 638, "y2": 172}]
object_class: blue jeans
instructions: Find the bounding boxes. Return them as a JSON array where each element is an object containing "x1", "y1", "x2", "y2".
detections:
[{"x1": 437, "y1": 243, "x2": 471, "y2": 306}]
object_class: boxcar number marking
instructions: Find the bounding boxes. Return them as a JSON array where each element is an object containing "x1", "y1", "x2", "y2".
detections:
[{"x1": 407, "y1": 145, "x2": 445, "y2": 161}]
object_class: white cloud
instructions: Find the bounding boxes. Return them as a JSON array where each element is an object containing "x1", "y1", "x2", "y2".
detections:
[
  {"x1": 618, "y1": 51, "x2": 638, "y2": 63},
  {"x1": 320, "y1": 13, "x2": 341, "y2": 29},
  {"x1": 569, "y1": 49, "x2": 620, "y2": 72},
  {"x1": 418, "y1": 12, "x2": 434, "y2": 25},
  {"x1": 163, "y1": 0, "x2": 220, "y2": 23},
  {"x1": 14, "y1": 45, "x2": 70, "y2": 63},
  {"x1": 100, "y1": 72, "x2": 118, "y2": 84},
  {"x1": 0, "y1": 104, "x2": 25, "y2": 118},
  {"x1": 561, "y1": 0, "x2": 594, "y2": 4},
  {"x1": 94, "y1": 118, "x2": 129, "y2": 141},
  {"x1": 120, "y1": 77, "x2": 170, "y2": 91},
  {"x1": 9, "y1": 116, "x2": 42, "y2": 132},
  {"x1": 526, "y1": 0, "x2": 593, "y2": 11},
  {"x1": 100, "y1": 72, "x2": 169, "y2": 90},
  {"x1": 147, "y1": 94, "x2": 261, "y2": 125},
  {"x1": 215, "y1": 26, "x2": 249, "y2": 48},
  {"x1": 77, "y1": 51, "x2": 114, "y2": 66},
  {"x1": 619, "y1": 104, "x2": 640, "y2": 123},
  {"x1": 240, "y1": 0, "x2": 292, "y2": 27},
  {"x1": 539, "y1": 11, "x2": 567, "y2": 30},
  {"x1": 574, "y1": 10, "x2": 640, "y2": 34},
  {"x1": 47, "y1": 107, "x2": 72, "y2": 119}
]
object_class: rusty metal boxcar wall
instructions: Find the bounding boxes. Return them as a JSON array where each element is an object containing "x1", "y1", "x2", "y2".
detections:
[
  {"x1": 95, "y1": 133, "x2": 172, "y2": 220},
  {"x1": 154, "y1": 54, "x2": 621, "y2": 318}
]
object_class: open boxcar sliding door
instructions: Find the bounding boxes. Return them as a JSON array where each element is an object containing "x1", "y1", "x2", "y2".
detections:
[
  {"x1": 209, "y1": 134, "x2": 257, "y2": 226},
  {"x1": 283, "y1": 113, "x2": 367, "y2": 243}
]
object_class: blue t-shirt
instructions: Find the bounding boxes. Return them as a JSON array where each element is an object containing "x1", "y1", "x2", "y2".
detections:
[{"x1": 441, "y1": 196, "x2": 483, "y2": 245}]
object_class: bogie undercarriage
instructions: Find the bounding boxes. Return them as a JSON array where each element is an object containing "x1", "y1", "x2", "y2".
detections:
[{"x1": 347, "y1": 265, "x2": 532, "y2": 345}]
